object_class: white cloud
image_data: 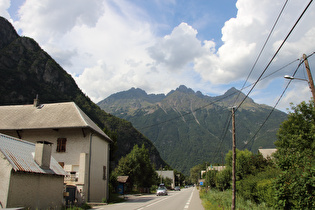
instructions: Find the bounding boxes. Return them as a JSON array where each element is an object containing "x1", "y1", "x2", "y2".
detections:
[
  {"x1": 15, "y1": 0, "x2": 104, "y2": 42},
  {"x1": 278, "y1": 82, "x2": 312, "y2": 111},
  {"x1": 196, "y1": 0, "x2": 315, "y2": 84},
  {"x1": 0, "y1": 0, "x2": 11, "y2": 21},
  {"x1": 4, "y1": 0, "x2": 314, "y2": 108},
  {"x1": 147, "y1": 22, "x2": 204, "y2": 71}
]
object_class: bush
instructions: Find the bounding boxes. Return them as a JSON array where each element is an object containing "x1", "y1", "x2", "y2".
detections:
[
  {"x1": 237, "y1": 167, "x2": 279, "y2": 206},
  {"x1": 256, "y1": 178, "x2": 275, "y2": 206},
  {"x1": 199, "y1": 189, "x2": 274, "y2": 210},
  {"x1": 237, "y1": 174, "x2": 259, "y2": 202},
  {"x1": 215, "y1": 168, "x2": 231, "y2": 191},
  {"x1": 205, "y1": 170, "x2": 217, "y2": 188}
]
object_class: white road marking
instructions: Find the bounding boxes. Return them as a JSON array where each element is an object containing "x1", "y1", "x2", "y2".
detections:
[
  {"x1": 184, "y1": 188, "x2": 194, "y2": 209},
  {"x1": 137, "y1": 196, "x2": 170, "y2": 210}
]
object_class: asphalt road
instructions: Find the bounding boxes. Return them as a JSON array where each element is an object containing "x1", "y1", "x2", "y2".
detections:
[{"x1": 96, "y1": 186, "x2": 204, "y2": 210}]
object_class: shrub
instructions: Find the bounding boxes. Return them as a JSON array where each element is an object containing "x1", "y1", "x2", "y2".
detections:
[
  {"x1": 237, "y1": 167, "x2": 279, "y2": 205},
  {"x1": 215, "y1": 168, "x2": 231, "y2": 191},
  {"x1": 256, "y1": 178, "x2": 275, "y2": 206}
]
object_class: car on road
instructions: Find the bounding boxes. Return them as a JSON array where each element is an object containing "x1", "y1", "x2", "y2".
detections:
[
  {"x1": 174, "y1": 186, "x2": 181, "y2": 191},
  {"x1": 156, "y1": 187, "x2": 168, "y2": 196}
]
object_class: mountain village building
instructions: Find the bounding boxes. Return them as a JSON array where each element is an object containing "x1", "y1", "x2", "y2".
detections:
[
  {"x1": 0, "y1": 133, "x2": 66, "y2": 209},
  {"x1": 0, "y1": 101, "x2": 112, "y2": 203},
  {"x1": 156, "y1": 170, "x2": 175, "y2": 189},
  {"x1": 258, "y1": 148, "x2": 277, "y2": 159}
]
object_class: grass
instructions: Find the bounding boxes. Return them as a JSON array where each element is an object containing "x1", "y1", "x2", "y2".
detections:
[{"x1": 199, "y1": 188, "x2": 275, "y2": 210}]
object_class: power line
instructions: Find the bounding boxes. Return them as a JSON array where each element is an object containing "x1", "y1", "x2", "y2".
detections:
[
  {"x1": 236, "y1": 0, "x2": 314, "y2": 112},
  {"x1": 212, "y1": 57, "x2": 301, "y2": 159},
  {"x1": 233, "y1": 0, "x2": 289, "y2": 107},
  {"x1": 139, "y1": 90, "x2": 239, "y2": 130},
  {"x1": 242, "y1": 59, "x2": 305, "y2": 150},
  {"x1": 241, "y1": 52, "x2": 315, "y2": 150}
]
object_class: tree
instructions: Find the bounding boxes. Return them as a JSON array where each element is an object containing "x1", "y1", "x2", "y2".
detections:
[
  {"x1": 190, "y1": 164, "x2": 203, "y2": 184},
  {"x1": 114, "y1": 144, "x2": 158, "y2": 189},
  {"x1": 190, "y1": 163, "x2": 208, "y2": 184},
  {"x1": 215, "y1": 168, "x2": 231, "y2": 191},
  {"x1": 273, "y1": 101, "x2": 315, "y2": 209},
  {"x1": 205, "y1": 169, "x2": 217, "y2": 188},
  {"x1": 225, "y1": 149, "x2": 255, "y2": 180}
]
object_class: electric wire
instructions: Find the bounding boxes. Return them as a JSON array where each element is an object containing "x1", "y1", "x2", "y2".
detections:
[
  {"x1": 233, "y1": 0, "x2": 289, "y2": 107},
  {"x1": 210, "y1": 58, "x2": 301, "y2": 160},
  {"x1": 138, "y1": 57, "x2": 303, "y2": 164},
  {"x1": 139, "y1": 90, "x2": 239, "y2": 130},
  {"x1": 235, "y1": 0, "x2": 314, "y2": 112},
  {"x1": 242, "y1": 52, "x2": 315, "y2": 150},
  {"x1": 242, "y1": 59, "x2": 305, "y2": 150}
]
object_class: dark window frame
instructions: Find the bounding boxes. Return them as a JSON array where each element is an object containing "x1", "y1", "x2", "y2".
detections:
[{"x1": 56, "y1": 138, "x2": 67, "y2": 152}]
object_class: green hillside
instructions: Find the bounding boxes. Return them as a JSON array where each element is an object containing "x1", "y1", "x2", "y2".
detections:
[{"x1": 98, "y1": 85, "x2": 287, "y2": 175}]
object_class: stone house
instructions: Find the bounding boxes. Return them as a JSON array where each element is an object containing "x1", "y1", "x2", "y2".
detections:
[
  {"x1": 0, "y1": 133, "x2": 66, "y2": 209},
  {"x1": 258, "y1": 148, "x2": 277, "y2": 159},
  {"x1": 156, "y1": 170, "x2": 175, "y2": 189},
  {"x1": 0, "y1": 101, "x2": 112, "y2": 203}
]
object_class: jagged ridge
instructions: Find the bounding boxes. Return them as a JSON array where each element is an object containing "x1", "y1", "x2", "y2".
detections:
[{"x1": 98, "y1": 85, "x2": 287, "y2": 175}]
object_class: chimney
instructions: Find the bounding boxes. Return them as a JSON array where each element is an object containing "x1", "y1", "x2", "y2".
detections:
[
  {"x1": 34, "y1": 141, "x2": 52, "y2": 170},
  {"x1": 34, "y1": 94, "x2": 39, "y2": 107}
]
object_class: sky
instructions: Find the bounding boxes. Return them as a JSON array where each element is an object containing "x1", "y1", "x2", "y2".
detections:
[{"x1": 1, "y1": 0, "x2": 315, "y2": 112}]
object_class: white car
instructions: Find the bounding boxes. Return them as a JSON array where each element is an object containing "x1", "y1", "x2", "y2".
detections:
[{"x1": 156, "y1": 187, "x2": 168, "y2": 196}]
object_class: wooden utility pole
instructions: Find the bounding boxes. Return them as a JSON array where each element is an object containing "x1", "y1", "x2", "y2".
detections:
[
  {"x1": 303, "y1": 54, "x2": 315, "y2": 104},
  {"x1": 231, "y1": 107, "x2": 236, "y2": 210}
]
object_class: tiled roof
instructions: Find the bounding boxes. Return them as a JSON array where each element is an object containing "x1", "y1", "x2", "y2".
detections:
[
  {"x1": 0, "y1": 133, "x2": 66, "y2": 175},
  {"x1": 0, "y1": 102, "x2": 111, "y2": 142}
]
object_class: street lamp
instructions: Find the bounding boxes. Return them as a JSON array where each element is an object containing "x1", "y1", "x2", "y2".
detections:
[
  {"x1": 284, "y1": 75, "x2": 308, "y2": 81},
  {"x1": 284, "y1": 54, "x2": 315, "y2": 104}
]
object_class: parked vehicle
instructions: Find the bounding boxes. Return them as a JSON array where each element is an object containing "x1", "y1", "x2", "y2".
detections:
[
  {"x1": 156, "y1": 187, "x2": 168, "y2": 196},
  {"x1": 174, "y1": 186, "x2": 181, "y2": 191}
]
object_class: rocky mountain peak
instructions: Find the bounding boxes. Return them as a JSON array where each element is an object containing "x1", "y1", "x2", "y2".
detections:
[
  {"x1": 176, "y1": 85, "x2": 195, "y2": 94},
  {"x1": 0, "y1": 16, "x2": 19, "y2": 49}
]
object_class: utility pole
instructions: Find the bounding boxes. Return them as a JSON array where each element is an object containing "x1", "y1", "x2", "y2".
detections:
[
  {"x1": 231, "y1": 107, "x2": 236, "y2": 210},
  {"x1": 303, "y1": 54, "x2": 315, "y2": 104}
]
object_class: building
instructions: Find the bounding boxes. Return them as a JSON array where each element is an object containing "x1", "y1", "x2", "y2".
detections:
[
  {"x1": 207, "y1": 165, "x2": 226, "y2": 172},
  {"x1": 258, "y1": 148, "x2": 277, "y2": 159},
  {"x1": 201, "y1": 166, "x2": 226, "y2": 178},
  {"x1": 0, "y1": 101, "x2": 112, "y2": 203},
  {"x1": 0, "y1": 133, "x2": 66, "y2": 209},
  {"x1": 156, "y1": 170, "x2": 175, "y2": 189}
]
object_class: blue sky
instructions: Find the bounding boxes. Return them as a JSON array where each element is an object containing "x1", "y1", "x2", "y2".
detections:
[{"x1": 1, "y1": 0, "x2": 315, "y2": 112}]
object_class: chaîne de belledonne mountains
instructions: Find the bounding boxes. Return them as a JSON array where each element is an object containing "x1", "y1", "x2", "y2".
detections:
[
  {"x1": 0, "y1": 16, "x2": 167, "y2": 169},
  {"x1": 97, "y1": 85, "x2": 287, "y2": 175}
]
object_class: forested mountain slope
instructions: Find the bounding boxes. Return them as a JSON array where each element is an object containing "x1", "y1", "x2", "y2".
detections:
[{"x1": 98, "y1": 85, "x2": 287, "y2": 175}]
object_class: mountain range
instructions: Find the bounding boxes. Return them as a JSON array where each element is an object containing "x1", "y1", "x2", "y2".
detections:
[
  {"x1": 0, "y1": 16, "x2": 166, "y2": 169},
  {"x1": 98, "y1": 85, "x2": 288, "y2": 175}
]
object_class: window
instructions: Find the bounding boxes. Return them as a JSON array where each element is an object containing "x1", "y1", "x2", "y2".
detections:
[
  {"x1": 103, "y1": 166, "x2": 106, "y2": 180},
  {"x1": 56, "y1": 138, "x2": 67, "y2": 152},
  {"x1": 58, "y1": 162, "x2": 65, "y2": 168}
]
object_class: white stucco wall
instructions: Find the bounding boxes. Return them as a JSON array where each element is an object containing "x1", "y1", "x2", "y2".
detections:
[
  {"x1": 89, "y1": 133, "x2": 109, "y2": 202},
  {"x1": 7, "y1": 172, "x2": 64, "y2": 209},
  {"x1": 0, "y1": 152, "x2": 12, "y2": 208},
  {"x1": 2, "y1": 129, "x2": 110, "y2": 203},
  {"x1": 2, "y1": 128, "x2": 90, "y2": 165}
]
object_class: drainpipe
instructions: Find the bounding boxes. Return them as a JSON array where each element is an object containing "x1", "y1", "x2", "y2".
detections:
[{"x1": 87, "y1": 132, "x2": 93, "y2": 202}]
